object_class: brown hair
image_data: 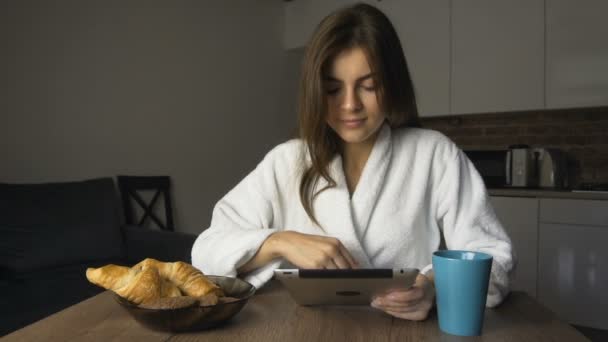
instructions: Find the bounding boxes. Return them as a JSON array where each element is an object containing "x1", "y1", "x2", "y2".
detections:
[{"x1": 297, "y1": 3, "x2": 419, "y2": 227}]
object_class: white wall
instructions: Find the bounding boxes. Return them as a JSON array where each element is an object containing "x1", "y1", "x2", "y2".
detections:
[{"x1": 0, "y1": 0, "x2": 295, "y2": 234}]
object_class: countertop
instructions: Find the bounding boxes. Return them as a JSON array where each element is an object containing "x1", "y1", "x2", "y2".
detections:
[{"x1": 488, "y1": 188, "x2": 608, "y2": 200}]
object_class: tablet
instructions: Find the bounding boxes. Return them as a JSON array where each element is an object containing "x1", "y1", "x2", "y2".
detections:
[{"x1": 273, "y1": 268, "x2": 419, "y2": 306}]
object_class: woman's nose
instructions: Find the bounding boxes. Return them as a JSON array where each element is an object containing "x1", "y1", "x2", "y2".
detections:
[{"x1": 340, "y1": 88, "x2": 362, "y2": 112}]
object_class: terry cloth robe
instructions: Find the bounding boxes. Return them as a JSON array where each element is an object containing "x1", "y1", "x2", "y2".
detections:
[{"x1": 192, "y1": 124, "x2": 515, "y2": 307}]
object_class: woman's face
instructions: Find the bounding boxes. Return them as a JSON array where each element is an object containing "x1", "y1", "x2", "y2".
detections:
[{"x1": 323, "y1": 47, "x2": 385, "y2": 147}]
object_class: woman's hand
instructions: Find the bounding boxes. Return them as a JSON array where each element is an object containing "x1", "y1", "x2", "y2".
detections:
[
  {"x1": 371, "y1": 273, "x2": 435, "y2": 321},
  {"x1": 269, "y1": 231, "x2": 359, "y2": 269}
]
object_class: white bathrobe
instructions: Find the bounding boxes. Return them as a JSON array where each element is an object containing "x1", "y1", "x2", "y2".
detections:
[{"x1": 192, "y1": 124, "x2": 514, "y2": 307}]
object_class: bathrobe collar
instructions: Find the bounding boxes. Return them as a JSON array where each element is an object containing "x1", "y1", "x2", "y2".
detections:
[
  {"x1": 313, "y1": 123, "x2": 393, "y2": 267},
  {"x1": 349, "y1": 123, "x2": 393, "y2": 233}
]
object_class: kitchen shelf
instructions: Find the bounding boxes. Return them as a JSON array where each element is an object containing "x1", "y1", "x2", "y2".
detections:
[{"x1": 488, "y1": 188, "x2": 608, "y2": 201}]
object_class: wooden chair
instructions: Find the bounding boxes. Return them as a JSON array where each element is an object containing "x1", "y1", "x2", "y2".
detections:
[{"x1": 117, "y1": 175, "x2": 175, "y2": 231}]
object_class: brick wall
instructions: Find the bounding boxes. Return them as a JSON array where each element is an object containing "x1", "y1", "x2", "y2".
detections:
[{"x1": 420, "y1": 107, "x2": 608, "y2": 187}]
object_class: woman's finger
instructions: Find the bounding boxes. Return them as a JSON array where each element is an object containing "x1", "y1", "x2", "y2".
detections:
[
  {"x1": 384, "y1": 308, "x2": 429, "y2": 321},
  {"x1": 372, "y1": 294, "x2": 422, "y2": 310},
  {"x1": 372, "y1": 298, "x2": 420, "y2": 311},
  {"x1": 324, "y1": 258, "x2": 339, "y2": 269},
  {"x1": 332, "y1": 254, "x2": 351, "y2": 269},
  {"x1": 338, "y1": 244, "x2": 359, "y2": 268},
  {"x1": 379, "y1": 305, "x2": 420, "y2": 314},
  {"x1": 377, "y1": 299, "x2": 429, "y2": 314},
  {"x1": 377, "y1": 287, "x2": 423, "y2": 304}
]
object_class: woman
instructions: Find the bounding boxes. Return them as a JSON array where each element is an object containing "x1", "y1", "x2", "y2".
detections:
[{"x1": 192, "y1": 3, "x2": 514, "y2": 321}]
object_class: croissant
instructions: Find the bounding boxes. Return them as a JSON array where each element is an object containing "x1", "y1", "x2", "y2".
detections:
[
  {"x1": 135, "y1": 258, "x2": 224, "y2": 297},
  {"x1": 86, "y1": 264, "x2": 182, "y2": 304},
  {"x1": 85, "y1": 264, "x2": 130, "y2": 290}
]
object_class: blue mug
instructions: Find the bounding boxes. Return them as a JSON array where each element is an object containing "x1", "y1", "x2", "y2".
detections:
[{"x1": 432, "y1": 250, "x2": 493, "y2": 336}]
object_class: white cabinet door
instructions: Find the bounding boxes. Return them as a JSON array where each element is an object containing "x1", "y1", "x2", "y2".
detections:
[
  {"x1": 540, "y1": 198, "x2": 608, "y2": 226},
  {"x1": 490, "y1": 196, "x2": 539, "y2": 298},
  {"x1": 538, "y1": 198, "x2": 608, "y2": 330},
  {"x1": 546, "y1": 0, "x2": 608, "y2": 109},
  {"x1": 285, "y1": 0, "x2": 450, "y2": 117},
  {"x1": 366, "y1": 0, "x2": 450, "y2": 117},
  {"x1": 283, "y1": 0, "x2": 355, "y2": 50},
  {"x1": 451, "y1": 0, "x2": 544, "y2": 114},
  {"x1": 538, "y1": 223, "x2": 608, "y2": 330}
]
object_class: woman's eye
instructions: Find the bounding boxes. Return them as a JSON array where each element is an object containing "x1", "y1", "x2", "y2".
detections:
[
  {"x1": 326, "y1": 88, "x2": 340, "y2": 95},
  {"x1": 361, "y1": 84, "x2": 376, "y2": 91}
]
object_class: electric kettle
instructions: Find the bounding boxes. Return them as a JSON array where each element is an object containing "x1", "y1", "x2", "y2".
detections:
[{"x1": 506, "y1": 145, "x2": 537, "y2": 187}]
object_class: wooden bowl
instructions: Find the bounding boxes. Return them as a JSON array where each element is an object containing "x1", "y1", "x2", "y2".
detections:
[{"x1": 114, "y1": 276, "x2": 255, "y2": 332}]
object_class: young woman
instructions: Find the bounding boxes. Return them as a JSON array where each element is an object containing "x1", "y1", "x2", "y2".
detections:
[{"x1": 192, "y1": 3, "x2": 514, "y2": 321}]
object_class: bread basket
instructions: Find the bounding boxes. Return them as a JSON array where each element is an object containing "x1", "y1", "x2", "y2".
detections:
[{"x1": 114, "y1": 276, "x2": 255, "y2": 332}]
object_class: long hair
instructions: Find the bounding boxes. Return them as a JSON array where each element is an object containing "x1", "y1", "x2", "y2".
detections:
[{"x1": 298, "y1": 3, "x2": 419, "y2": 227}]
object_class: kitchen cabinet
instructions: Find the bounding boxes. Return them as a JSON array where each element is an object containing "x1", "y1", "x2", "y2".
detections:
[
  {"x1": 284, "y1": 0, "x2": 450, "y2": 117},
  {"x1": 545, "y1": 0, "x2": 608, "y2": 109},
  {"x1": 538, "y1": 222, "x2": 608, "y2": 330},
  {"x1": 539, "y1": 198, "x2": 608, "y2": 226},
  {"x1": 491, "y1": 195, "x2": 608, "y2": 330},
  {"x1": 490, "y1": 196, "x2": 539, "y2": 298},
  {"x1": 283, "y1": 1, "x2": 608, "y2": 115},
  {"x1": 538, "y1": 198, "x2": 608, "y2": 330},
  {"x1": 363, "y1": 0, "x2": 450, "y2": 117},
  {"x1": 451, "y1": 0, "x2": 544, "y2": 114}
]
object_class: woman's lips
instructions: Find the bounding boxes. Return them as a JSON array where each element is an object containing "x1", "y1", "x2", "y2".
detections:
[{"x1": 341, "y1": 118, "x2": 366, "y2": 128}]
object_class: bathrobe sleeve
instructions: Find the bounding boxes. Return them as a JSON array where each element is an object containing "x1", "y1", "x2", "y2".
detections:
[
  {"x1": 191, "y1": 144, "x2": 291, "y2": 288},
  {"x1": 433, "y1": 148, "x2": 515, "y2": 307}
]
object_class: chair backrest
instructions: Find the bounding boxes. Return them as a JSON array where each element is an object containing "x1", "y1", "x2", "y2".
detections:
[{"x1": 117, "y1": 175, "x2": 174, "y2": 231}]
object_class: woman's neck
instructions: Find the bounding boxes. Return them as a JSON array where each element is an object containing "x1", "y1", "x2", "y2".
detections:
[
  {"x1": 341, "y1": 132, "x2": 379, "y2": 195},
  {"x1": 342, "y1": 141, "x2": 373, "y2": 174}
]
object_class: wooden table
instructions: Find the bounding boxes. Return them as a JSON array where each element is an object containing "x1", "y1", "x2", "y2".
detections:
[{"x1": 2, "y1": 282, "x2": 589, "y2": 341}]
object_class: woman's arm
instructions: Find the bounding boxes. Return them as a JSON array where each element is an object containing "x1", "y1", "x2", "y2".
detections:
[
  {"x1": 237, "y1": 231, "x2": 359, "y2": 274},
  {"x1": 434, "y1": 148, "x2": 515, "y2": 307},
  {"x1": 191, "y1": 144, "x2": 288, "y2": 287},
  {"x1": 236, "y1": 233, "x2": 282, "y2": 274},
  {"x1": 192, "y1": 141, "x2": 358, "y2": 287}
]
